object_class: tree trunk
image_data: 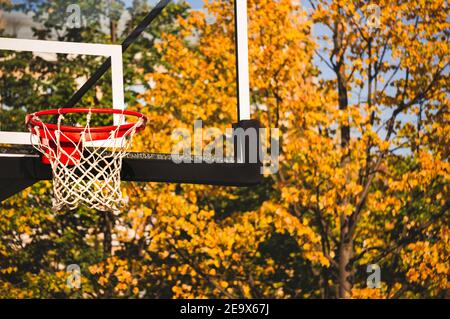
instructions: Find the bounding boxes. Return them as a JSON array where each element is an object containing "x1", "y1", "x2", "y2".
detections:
[
  {"x1": 338, "y1": 229, "x2": 353, "y2": 298},
  {"x1": 103, "y1": 211, "x2": 112, "y2": 258},
  {"x1": 334, "y1": 14, "x2": 353, "y2": 298},
  {"x1": 336, "y1": 65, "x2": 354, "y2": 298},
  {"x1": 110, "y1": 0, "x2": 117, "y2": 43}
]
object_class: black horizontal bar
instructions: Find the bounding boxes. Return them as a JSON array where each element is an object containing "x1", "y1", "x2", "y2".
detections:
[
  {"x1": 121, "y1": 156, "x2": 261, "y2": 186},
  {"x1": 0, "y1": 153, "x2": 262, "y2": 201}
]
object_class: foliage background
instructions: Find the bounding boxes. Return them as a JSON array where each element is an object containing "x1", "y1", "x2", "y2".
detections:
[{"x1": 0, "y1": 0, "x2": 448, "y2": 298}]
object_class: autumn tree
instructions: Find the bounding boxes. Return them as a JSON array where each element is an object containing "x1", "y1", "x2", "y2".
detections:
[
  {"x1": 134, "y1": 0, "x2": 449, "y2": 298},
  {"x1": 301, "y1": 0, "x2": 449, "y2": 298}
]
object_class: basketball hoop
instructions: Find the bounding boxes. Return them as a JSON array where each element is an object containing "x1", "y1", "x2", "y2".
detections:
[{"x1": 26, "y1": 108, "x2": 147, "y2": 213}]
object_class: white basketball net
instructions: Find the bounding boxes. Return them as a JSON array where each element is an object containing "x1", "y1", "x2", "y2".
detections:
[{"x1": 29, "y1": 110, "x2": 144, "y2": 213}]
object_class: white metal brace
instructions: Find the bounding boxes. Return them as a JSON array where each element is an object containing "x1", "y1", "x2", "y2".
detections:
[{"x1": 235, "y1": 0, "x2": 251, "y2": 121}]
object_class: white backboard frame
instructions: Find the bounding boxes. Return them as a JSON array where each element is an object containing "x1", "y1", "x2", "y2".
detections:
[
  {"x1": 0, "y1": 37, "x2": 124, "y2": 145},
  {"x1": 235, "y1": 0, "x2": 251, "y2": 121}
]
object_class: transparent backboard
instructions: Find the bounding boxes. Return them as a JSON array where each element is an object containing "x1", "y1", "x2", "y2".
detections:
[{"x1": 0, "y1": 0, "x2": 249, "y2": 150}]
